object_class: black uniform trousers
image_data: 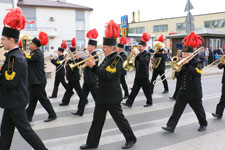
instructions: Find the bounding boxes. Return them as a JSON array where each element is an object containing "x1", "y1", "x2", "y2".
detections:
[
  {"x1": 62, "y1": 80, "x2": 82, "y2": 104},
  {"x1": 126, "y1": 77, "x2": 152, "y2": 106},
  {"x1": 215, "y1": 84, "x2": 225, "y2": 116},
  {"x1": 120, "y1": 75, "x2": 129, "y2": 97},
  {"x1": 77, "y1": 83, "x2": 97, "y2": 114},
  {"x1": 51, "y1": 75, "x2": 68, "y2": 97},
  {"x1": 150, "y1": 69, "x2": 169, "y2": 93},
  {"x1": 26, "y1": 84, "x2": 57, "y2": 121},
  {"x1": 167, "y1": 97, "x2": 208, "y2": 129},
  {"x1": 0, "y1": 106, "x2": 47, "y2": 150},
  {"x1": 172, "y1": 77, "x2": 182, "y2": 100},
  {"x1": 86, "y1": 103, "x2": 136, "y2": 147}
]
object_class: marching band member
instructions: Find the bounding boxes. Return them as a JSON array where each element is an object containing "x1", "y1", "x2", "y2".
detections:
[
  {"x1": 49, "y1": 41, "x2": 68, "y2": 98},
  {"x1": 162, "y1": 32, "x2": 208, "y2": 132},
  {"x1": 122, "y1": 33, "x2": 152, "y2": 108},
  {"x1": 212, "y1": 61, "x2": 225, "y2": 119},
  {"x1": 0, "y1": 8, "x2": 48, "y2": 150},
  {"x1": 80, "y1": 20, "x2": 136, "y2": 149},
  {"x1": 59, "y1": 38, "x2": 83, "y2": 106},
  {"x1": 150, "y1": 35, "x2": 169, "y2": 94},
  {"x1": 25, "y1": 31, "x2": 57, "y2": 122},
  {"x1": 72, "y1": 29, "x2": 99, "y2": 116},
  {"x1": 117, "y1": 36, "x2": 129, "y2": 99}
]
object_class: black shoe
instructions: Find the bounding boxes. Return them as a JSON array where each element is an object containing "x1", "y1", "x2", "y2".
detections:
[
  {"x1": 161, "y1": 126, "x2": 174, "y2": 133},
  {"x1": 71, "y1": 111, "x2": 83, "y2": 116},
  {"x1": 161, "y1": 90, "x2": 169, "y2": 94},
  {"x1": 198, "y1": 125, "x2": 207, "y2": 131},
  {"x1": 49, "y1": 96, "x2": 57, "y2": 98},
  {"x1": 123, "y1": 95, "x2": 129, "y2": 99},
  {"x1": 169, "y1": 97, "x2": 176, "y2": 100},
  {"x1": 44, "y1": 116, "x2": 57, "y2": 122},
  {"x1": 122, "y1": 102, "x2": 132, "y2": 108},
  {"x1": 212, "y1": 113, "x2": 222, "y2": 119},
  {"x1": 122, "y1": 140, "x2": 136, "y2": 149},
  {"x1": 143, "y1": 104, "x2": 152, "y2": 107},
  {"x1": 59, "y1": 102, "x2": 69, "y2": 106},
  {"x1": 27, "y1": 118, "x2": 32, "y2": 122},
  {"x1": 80, "y1": 144, "x2": 97, "y2": 149}
]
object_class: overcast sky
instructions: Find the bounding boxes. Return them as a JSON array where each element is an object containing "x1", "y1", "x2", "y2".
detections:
[{"x1": 69, "y1": 0, "x2": 225, "y2": 44}]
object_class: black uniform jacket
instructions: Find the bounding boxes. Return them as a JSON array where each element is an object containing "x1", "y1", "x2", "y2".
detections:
[
  {"x1": 83, "y1": 51, "x2": 98, "y2": 84},
  {"x1": 177, "y1": 57, "x2": 203, "y2": 99},
  {"x1": 25, "y1": 49, "x2": 46, "y2": 85},
  {"x1": 0, "y1": 47, "x2": 29, "y2": 108},
  {"x1": 66, "y1": 58, "x2": 83, "y2": 81},
  {"x1": 91, "y1": 52, "x2": 123, "y2": 105},
  {"x1": 51, "y1": 55, "x2": 66, "y2": 77},
  {"x1": 218, "y1": 63, "x2": 225, "y2": 84},
  {"x1": 153, "y1": 49, "x2": 166, "y2": 71},
  {"x1": 119, "y1": 51, "x2": 127, "y2": 76},
  {"x1": 135, "y1": 50, "x2": 151, "y2": 78}
]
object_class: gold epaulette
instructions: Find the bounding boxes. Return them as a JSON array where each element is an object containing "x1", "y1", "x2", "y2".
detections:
[
  {"x1": 195, "y1": 68, "x2": 202, "y2": 74},
  {"x1": 5, "y1": 57, "x2": 16, "y2": 80},
  {"x1": 25, "y1": 54, "x2": 31, "y2": 59},
  {"x1": 56, "y1": 60, "x2": 60, "y2": 64},
  {"x1": 105, "y1": 56, "x2": 120, "y2": 73}
]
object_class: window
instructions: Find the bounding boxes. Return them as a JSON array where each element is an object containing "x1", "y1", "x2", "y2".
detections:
[
  {"x1": 76, "y1": 10, "x2": 85, "y2": 48},
  {"x1": 210, "y1": 39, "x2": 221, "y2": 50},
  {"x1": 205, "y1": 19, "x2": 225, "y2": 28},
  {"x1": 25, "y1": 18, "x2": 37, "y2": 30},
  {"x1": 154, "y1": 24, "x2": 168, "y2": 32},
  {"x1": 176, "y1": 23, "x2": 186, "y2": 31}
]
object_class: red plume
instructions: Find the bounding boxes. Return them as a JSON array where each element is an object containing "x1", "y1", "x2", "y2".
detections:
[
  {"x1": 18, "y1": 40, "x2": 22, "y2": 47},
  {"x1": 86, "y1": 28, "x2": 98, "y2": 39},
  {"x1": 3, "y1": 7, "x2": 35, "y2": 30},
  {"x1": 182, "y1": 32, "x2": 205, "y2": 48},
  {"x1": 120, "y1": 36, "x2": 127, "y2": 45},
  {"x1": 39, "y1": 32, "x2": 48, "y2": 46},
  {"x1": 157, "y1": 35, "x2": 164, "y2": 43},
  {"x1": 105, "y1": 20, "x2": 120, "y2": 38},
  {"x1": 141, "y1": 33, "x2": 150, "y2": 42},
  {"x1": 71, "y1": 38, "x2": 76, "y2": 47},
  {"x1": 61, "y1": 40, "x2": 67, "y2": 49}
]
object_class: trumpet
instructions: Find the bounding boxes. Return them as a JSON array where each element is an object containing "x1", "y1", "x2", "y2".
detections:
[
  {"x1": 123, "y1": 46, "x2": 138, "y2": 72},
  {"x1": 69, "y1": 51, "x2": 104, "y2": 70},
  {"x1": 202, "y1": 55, "x2": 225, "y2": 75},
  {"x1": 153, "y1": 48, "x2": 201, "y2": 85},
  {"x1": 0, "y1": 45, "x2": 3, "y2": 49}
]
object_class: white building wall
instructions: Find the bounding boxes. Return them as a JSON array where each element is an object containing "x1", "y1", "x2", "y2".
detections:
[
  {"x1": 84, "y1": 10, "x2": 91, "y2": 47},
  {"x1": 0, "y1": 3, "x2": 13, "y2": 34}
]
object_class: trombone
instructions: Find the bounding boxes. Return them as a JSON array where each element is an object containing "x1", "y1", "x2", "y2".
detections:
[
  {"x1": 69, "y1": 51, "x2": 104, "y2": 70},
  {"x1": 153, "y1": 48, "x2": 201, "y2": 85},
  {"x1": 202, "y1": 55, "x2": 225, "y2": 75}
]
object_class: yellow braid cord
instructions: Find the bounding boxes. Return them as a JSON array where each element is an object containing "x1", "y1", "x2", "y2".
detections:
[
  {"x1": 195, "y1": 68, "x2": 202, "y2": 74},
  {"x1": 106, "y1": 65, "x2": 116, "y2": 73},
  {"x1": 25, "y1": 54, "x2": 31, "y2": 59},
  {"x1": 5, "y1": 71, "x2": 16, "y2": 80},
  {"x1": 56, "y1": 60, "x2": 60, "y2": 64}
]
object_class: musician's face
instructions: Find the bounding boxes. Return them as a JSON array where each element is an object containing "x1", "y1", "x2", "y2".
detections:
[
  {"x1": 182, "y1": 52, "x2": 192, "y2": 58},
  {"x1": 29, "y1": 42, "x2": 37, "y2": 51},
  {"x1": 88, "y1": 45, "x2": 95, "y2": 53},
  {"x1": 103, "y1": 45, "x2": 114, "y2": 56},
  {"x1": 138, "y1": 45, "x2": 145, "y2": 52},
  {"x1": 1, "y1": 36, "x2": 12, "y2": 50},
  {"x1": 116, "y1": 47, "x2": 123, "y2": 53}
]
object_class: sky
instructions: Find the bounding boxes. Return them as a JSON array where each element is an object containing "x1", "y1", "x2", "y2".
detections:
[{"x1": 68, "y1": 0, "x2": 225, "y2": 44}]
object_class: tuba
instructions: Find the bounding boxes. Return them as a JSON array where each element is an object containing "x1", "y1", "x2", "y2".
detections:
[
  {"x1": 152, "y1": 47, "x2": 162, "y2": 68},
  {"x1": 123, "y1": 46, "x2": 137, "y2": 72}
]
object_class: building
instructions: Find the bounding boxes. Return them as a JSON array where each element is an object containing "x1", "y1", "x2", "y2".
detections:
[
  {"x1": 127, "y1": 11, "x2": 225, "y2": 51},
  {"x1": 17, "y1": 0, "x2": 93, "y2": 52},
  {"x1": 0, "y1": 0, "x2": 93, "y2": 74}
]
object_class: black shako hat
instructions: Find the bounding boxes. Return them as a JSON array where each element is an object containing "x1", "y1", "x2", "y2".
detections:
[{"x1": 2, "y1": 26, "x2": 20, "y2": 39}]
